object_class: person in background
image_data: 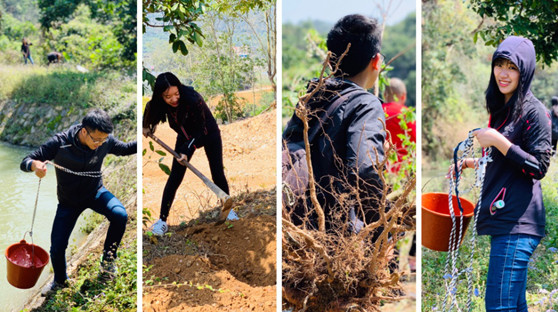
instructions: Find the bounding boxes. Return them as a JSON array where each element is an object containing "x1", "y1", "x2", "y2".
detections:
[
  {"x1": 551, "y1": 96, "x2": 558, "y2": 154},
  {"x1": 21, "y1": 38, "x2": 34, "y2": 65},
  {"x1": 382, "y1": 77, "x2": 416, "y2": 173},
  {"x1": 47, "y1": 52, "x2": 64, "y2": 65}
]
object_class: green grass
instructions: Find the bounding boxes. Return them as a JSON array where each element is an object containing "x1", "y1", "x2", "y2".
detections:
[
  {"x1": 422, "y1": 157, "x2": 558, "y2": 311},
  {"x1": 0, "y1": 65, "x2": 135, "y2": 110},
  {"x1": 30, "y1": 239, "x2": 137, "y2": 312}
]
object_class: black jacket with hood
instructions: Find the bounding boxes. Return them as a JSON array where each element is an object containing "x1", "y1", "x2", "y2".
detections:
[
  {"x1": 283, "y1": 78, "x2": 386, "y2": 226},
  {"x1": 20, "y1": 124, "x2": 137, "y2": 208},
  {"x1": 551, "y1": 97, "x2": 558, "y2": 141},
  {"x1": 477, "y1": 36, "x2": 552, "y2": 237},
  {"x1": 161, "y1": 85, "x2": 219, "y2": 155}
]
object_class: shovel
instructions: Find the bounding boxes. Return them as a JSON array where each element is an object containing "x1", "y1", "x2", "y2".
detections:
[{"x1": 147, "y1": 133, "x2": 233, "y2": 225}]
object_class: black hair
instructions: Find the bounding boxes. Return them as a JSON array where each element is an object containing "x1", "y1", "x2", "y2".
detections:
[
  {"x1": 485, "y1": 57, "x2": 525, "y2": 125},
  {"x1": 326, "y1": 14, "x2": 381, "y2": 77},
  {"x1": 82, "y1": 109, "x2": 113, "y2": 133},
  {"x1": 143, "y1": 72, "x2": 206, "y2": 130},
  {"x1": 552, "y1": 96, "x2": 558, "y2": 106}
]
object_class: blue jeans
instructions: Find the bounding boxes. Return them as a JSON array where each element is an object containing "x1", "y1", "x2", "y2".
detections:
[
  {"x1": 50, "y1": 187, "x2": 128, "y2": 283},
  {"x1": 23, "y1": 54, "x2": 34, "y2": 65},
  {"x1": 486, "y1": 234, "x2": 541, "y2": 312}
]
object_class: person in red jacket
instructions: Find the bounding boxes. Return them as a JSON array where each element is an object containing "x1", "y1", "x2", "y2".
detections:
[{"x1": 382, "y1": 77, "x2": 416, "y2": 173}]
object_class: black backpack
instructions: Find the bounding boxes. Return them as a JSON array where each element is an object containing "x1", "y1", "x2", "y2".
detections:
[{"x1": 282, "y1": 89, "x2": 360, "y2": 208}]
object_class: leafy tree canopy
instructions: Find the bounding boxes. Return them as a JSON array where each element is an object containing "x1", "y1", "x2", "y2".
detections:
[
  {"x1": 470, "y1": 0, "x2": 558, "y2": 66},
  {"x1": 38, "y1": 0, "x2": 136, "y2": 68}
]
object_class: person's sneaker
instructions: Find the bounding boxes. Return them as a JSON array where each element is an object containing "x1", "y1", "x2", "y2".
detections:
[
  {"x1": 150, "y1": 219, "x2": 168, "y2": 236},
  {"x1": 100, "y1": 260, "x2": 118, "y2": 276},
  {"x1": 41, "y1": 280, "x2": 69, "y2": 296},
  {"x1": 226, "y1": 209, "x2": 239, "y2": 221}
]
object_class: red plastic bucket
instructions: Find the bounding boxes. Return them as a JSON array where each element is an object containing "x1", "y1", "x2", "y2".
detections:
[
  {"x1": 422, "y1": 193, "x2": 475, "y2": 252},
  {"x1": 5, "y1": 240, "x2": 49, "y2": 289}
]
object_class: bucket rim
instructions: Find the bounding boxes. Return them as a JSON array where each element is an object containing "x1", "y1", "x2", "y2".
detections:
[
  {"x1": 421, "y1": 192, "x2": 475, "y2": 218},
  {"x1": 5, "y1": 241, "x2": 49, "y2": 268}
]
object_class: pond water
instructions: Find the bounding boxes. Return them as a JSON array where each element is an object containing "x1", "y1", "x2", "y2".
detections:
[{"x1": 0, "y1": 142, "x2": 90, "y2": 311}]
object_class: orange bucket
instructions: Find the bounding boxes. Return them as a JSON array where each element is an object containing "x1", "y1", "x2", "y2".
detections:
[
  {"x1": 422, "y1": 193, "x2": 476, "y2": 252},
  {"x1": 5, "y1": 240, "x2": 49, "y2": 289}
]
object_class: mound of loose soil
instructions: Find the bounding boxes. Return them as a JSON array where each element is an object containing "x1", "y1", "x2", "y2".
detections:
[{"x1": 143, "y1": 213, "x2": 276, "y2": 312}]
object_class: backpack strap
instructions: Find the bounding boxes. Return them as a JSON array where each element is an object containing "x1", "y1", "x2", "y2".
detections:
[{"x1": 307, "y1": 88, "x2": 363, "y2": 143}]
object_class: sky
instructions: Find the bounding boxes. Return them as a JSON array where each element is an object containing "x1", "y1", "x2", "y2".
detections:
[{"x1": 282, "y1": 0, "x2": 416, "y2": 26}]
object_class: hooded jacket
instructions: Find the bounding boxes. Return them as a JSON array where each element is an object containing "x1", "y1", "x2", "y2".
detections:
[
  {"x1": 20, "y1": 124, "x2": 137, "y2": 207},
  {"x1": 283, "y1": 78, "x2": 386, "y2": 226},
  {"x1": 166, "y1": 85, "x2": 220, "y2": 155},
  {"x1": 477, "y1": 36, "x2": 552, "y2": 237},
  {"x1": 551, "y1": 97, "x2": 558, "y2": 140}
]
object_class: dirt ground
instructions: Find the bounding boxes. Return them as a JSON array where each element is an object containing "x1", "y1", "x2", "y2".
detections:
[{"x1": 142, "y1": 108, "x2": 277, "y2": 312}]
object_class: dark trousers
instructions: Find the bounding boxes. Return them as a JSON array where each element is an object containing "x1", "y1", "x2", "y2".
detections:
[
  {"x1": 552, "y1": 138, "x2": 557, "y2": 155},
  {"x1": 51, "y1": 187, "x2": 127, "y2": 283},
  {"x1": 160, "y1": 132, "x2": 229, "y2": 221}
]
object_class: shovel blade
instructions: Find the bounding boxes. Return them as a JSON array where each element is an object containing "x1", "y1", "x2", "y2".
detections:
[{"x1": 215, "y1": 197, "x2": 234, "y2": 225}]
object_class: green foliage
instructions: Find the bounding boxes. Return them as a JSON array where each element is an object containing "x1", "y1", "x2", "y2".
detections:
[
  {"x1": 212, "y1": 0, "x2": 273, "y2": 15},
  {"x1": 1, "y1": 0, "x2": 40, "y2": 23},
  {"x1": 37, "y1": 240, "x2": 138, "y2": 311},
  {"x1": 185, "y1": 12, "x2": 260, "y2": 122},
  {"x1": 5, "y1": 66, "x2": 135, "y2": 109},
  {"x1": 158, "y1": 162, "x2": 171, "y2": 175},
  {"x1": 38, "y1": 0, "x2": 136, "y2": 69},
  {"x1": 422, "y1": 0, "x2": 491, "y2": 162},
  {"x1": 469, "y1": 0, "x2": 558, "y2": 67},
  {"x1": 215, "y1": 91, "x2": 245, "y2": 122},
  {"x1": 142, "y1": 207, "x2": 152, "y2": 227},
  {"x1": 384, "y1": 106, "x2": 416, "y2": 190},
  {"x1": 144, "y1": 140, "x2": 172, "y2": 176},
  {"x1": 142, "y1": 0, "x2": 206, "y2": 56},
  {"x1": 0, "y1": 12, "x2": 37, "y2": 41},
  {"x1": 43, "y1": 5, "x2": 127, "y2": 69},
  {"x1": 382, "y1": 13, "x2": 417, "y2": 107}
]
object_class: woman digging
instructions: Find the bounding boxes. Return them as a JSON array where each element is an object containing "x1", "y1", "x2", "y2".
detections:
[{"x1": 143, "y1": 72, "x2": 234, "y2": 236}]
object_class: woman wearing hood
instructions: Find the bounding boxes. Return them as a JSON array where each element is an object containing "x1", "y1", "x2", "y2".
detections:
[
  {"x1": 551, "y1": 96, "x2": 558, "y2": 154},
  {"x1": 460, "y1": 36, "x2": 552, "y2": 310}
]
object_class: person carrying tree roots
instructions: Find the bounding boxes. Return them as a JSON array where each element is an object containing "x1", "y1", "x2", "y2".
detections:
[
  {"x1": 458, "y1": 36, "x2": 551, "y2": 311},
  {"x1": 143, "y1": 72, "x2": 234, "y2": 236},
  {"x1": 21, "y1": 109, "x2": 137, "y2": 296}
]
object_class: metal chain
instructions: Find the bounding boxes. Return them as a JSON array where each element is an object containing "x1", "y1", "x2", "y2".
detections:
[
  {"x1": 23, "y1": 178, "x2": 41, "y2": 245},
  {"x1": 21, "y1": 178, "x2": 42, "y2": 268},
  {"x1": 46, "y1": 160, "x2": 103, "y2": 178},
  {"x1": 441, "y1": 130, "x2": 492, "y2": 312}
]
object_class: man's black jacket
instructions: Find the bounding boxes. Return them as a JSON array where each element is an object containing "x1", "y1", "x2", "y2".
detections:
[
  {"x1": 21, "y1": 124, "x2": 137, "y2": 207},
  {"x1": 283, "y1": 78, "x2": 386, "y2": 225}
]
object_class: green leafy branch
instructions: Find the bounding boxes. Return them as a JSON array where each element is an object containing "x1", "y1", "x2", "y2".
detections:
[{"x1": 142, "y1": 140, "x2": 171, "y2": 175}]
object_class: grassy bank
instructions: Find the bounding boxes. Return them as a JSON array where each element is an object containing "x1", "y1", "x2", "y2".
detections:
[
  {"x1": 0, "y1": 65, "x2": 135, "y2": 110},
  {"x1": 0, "y1": 65, "x2": 136, "y2": 146},
  {"x1": 422, "y1": 157, "x2": 558, "y2": 311}
]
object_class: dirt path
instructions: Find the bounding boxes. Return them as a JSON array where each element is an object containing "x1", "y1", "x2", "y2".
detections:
[{"x1": 142, "y1": 110, "x2": 277, "y2": 311}]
